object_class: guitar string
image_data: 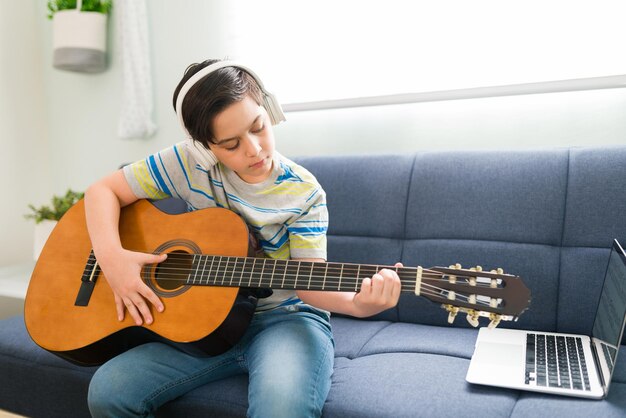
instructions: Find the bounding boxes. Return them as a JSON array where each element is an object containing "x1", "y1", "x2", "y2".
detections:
[
  {"x1": 133, "y1": 275, "x2": 496, "y2": 310},
  {"x1": 133, "y1": 271, "x2": 496, "y2": 308},
  {"x1": 86, "y1": 263, "x2": 498, "y2": 291},
  {"x1": 84, "y1": 258, "x2": 500, "y2": 283},
  {"x1": 83, "y1": 267, "x2": 501, "y2": 306},
  {"x1": 148, "y1": 253, "x2": 510, "y2": 277},
  {"x1": 82, "y1": 258, "x2": 502, "y2": 307},
  {"x1": 85, "y1": 255, "x2": 507, "y2": 281}
]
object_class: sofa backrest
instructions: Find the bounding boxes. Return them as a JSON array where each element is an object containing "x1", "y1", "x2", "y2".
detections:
[{"x1": 295, "y1": 146, "x2": 626, "y2": 334}]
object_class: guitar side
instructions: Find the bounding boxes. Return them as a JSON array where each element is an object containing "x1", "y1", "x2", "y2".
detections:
[{"x1": 24, "y1": 199, "x2": 250, "y2": 365}]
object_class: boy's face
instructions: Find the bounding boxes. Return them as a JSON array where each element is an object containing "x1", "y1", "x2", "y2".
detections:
[{"x1": 209, "y1": 95, "x2": 275, "y2": 184}]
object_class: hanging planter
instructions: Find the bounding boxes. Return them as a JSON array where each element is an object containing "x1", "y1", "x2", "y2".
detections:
[{"x1": 48, "y1": 0, "x2": 113, "y2": 73}]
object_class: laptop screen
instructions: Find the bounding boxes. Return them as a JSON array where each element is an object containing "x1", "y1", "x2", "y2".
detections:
[{"x1": 591, "y1": 239, "x2": 626, "y2": 382}]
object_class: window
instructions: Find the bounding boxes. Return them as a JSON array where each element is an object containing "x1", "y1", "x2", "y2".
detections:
[{"x1": 225, "y1": 0, "x2": 626, "y2": 108}]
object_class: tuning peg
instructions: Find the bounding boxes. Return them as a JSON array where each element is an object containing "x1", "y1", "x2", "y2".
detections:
[
  {"x1": 466, "y1": 310, "x2": 480, "y2": 327},
  {"x1": 488, "y1": 313, "x2": 502, "y2": 329},
  {"x1": 445, "y1": 305, "x2": 459, "y2": 324},
  {"x1": 447, "y1": 264, "x2": 460, "y2": 283}
]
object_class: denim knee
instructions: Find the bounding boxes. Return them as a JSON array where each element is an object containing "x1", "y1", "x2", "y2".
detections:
[{"x1": 88, "y1": 360, "x2": 147, "y2": 418}]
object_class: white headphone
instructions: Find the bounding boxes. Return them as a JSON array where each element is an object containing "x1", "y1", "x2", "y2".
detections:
[{"x1": 175, "y1": 61, "x2": 286, "y2": 169}]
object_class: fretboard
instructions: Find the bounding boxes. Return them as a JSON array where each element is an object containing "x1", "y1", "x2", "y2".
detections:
[{"x1": 182, "y1": 254, "x2": 420, "y2": 293}]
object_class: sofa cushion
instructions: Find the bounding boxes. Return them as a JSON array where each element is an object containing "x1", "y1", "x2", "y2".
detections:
[
  {"x1": 405, "y1": 149, "x2": 568, "y2": 246},
  {"x1": 294, "y1": 155, "x2": 415, "y2": 239},
  {"x1": 0, "y1": 315, "x2": 96, "y2": 417},
  {"x1": 562, "y1": 146, "x2": 626, "y2": 248},
  {"x1": 325, "y1": 354, "x2": 519, "y2": 418}
]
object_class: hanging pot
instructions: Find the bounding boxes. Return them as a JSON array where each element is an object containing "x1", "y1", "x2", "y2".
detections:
[{"x1": 52, "y1": 1, "x2": 108, "y2": 73}]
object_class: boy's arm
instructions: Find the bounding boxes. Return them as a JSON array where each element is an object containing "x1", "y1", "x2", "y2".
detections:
[
  {"x1": 295, "y1": 258, "x2": 402, "y2": 318},
  {"x1": 84, "y1": 169, "x2": 166, "y2": 326}
]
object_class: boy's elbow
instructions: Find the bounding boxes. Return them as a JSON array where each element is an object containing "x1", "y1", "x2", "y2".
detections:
[{"x1": 86, "y1": 170, "x2": 138, "y2": 207}]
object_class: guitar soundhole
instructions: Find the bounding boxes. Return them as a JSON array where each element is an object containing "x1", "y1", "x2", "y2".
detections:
[
  {"x1": 155, "y1": 250, "x2": 191, "y2": 291},
  {"x1": 144, "y1": 239, "x2": 201, "y2": 297}
]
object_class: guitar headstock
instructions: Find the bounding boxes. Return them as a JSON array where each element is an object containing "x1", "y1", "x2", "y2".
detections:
[{"x1": 420, "y1": 264, "x2": 531, "y2": 329}]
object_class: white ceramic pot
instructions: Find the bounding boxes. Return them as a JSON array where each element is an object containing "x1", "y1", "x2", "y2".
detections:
[
  {"x1": 33, "y1": 220, "x2": 58, "y2": 261},
  {"x1": 52, "y1": 9, "x2": 108, "y2": 73}
]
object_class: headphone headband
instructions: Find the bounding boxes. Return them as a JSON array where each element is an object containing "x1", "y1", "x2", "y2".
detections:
[{"x1": 175, "y1": 60, "x2": 286, "y2": 139}]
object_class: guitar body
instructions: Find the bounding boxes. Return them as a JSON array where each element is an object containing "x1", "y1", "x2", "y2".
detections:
[{"x1": 24, "y1": 200, "x2": 253, "y2": 366}]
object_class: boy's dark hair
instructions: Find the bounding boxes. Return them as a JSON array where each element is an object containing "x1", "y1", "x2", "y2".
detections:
[{"x1": 172, "y1": 59, "x2": 263, "y2": 147}]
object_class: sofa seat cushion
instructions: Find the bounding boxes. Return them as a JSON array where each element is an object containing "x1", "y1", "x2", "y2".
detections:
[
  {"x1": 325, "y1": 354, "x2": 519, "y2": 418},
  {"x1": 331, "y1": 317, "x2": 479, "y2": 360},
  {"x1": 0, "y1": 315, "x2": 96, "y2": 417}
]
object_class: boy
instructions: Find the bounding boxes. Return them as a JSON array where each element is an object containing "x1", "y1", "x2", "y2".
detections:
[{"x1": 85, "y1": 59, "x2": 402, "y2": 417}]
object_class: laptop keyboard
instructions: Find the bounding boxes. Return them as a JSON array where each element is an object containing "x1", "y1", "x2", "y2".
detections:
[{"x1": 525, "y1": 333, "x2": 590, "y2": 391}]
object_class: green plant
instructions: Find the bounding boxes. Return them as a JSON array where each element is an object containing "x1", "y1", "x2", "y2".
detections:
[
  {"x1": 25, "y1": 189, "x2": 84, "y2": 224},
  {"x1": 47, "y1": 0, "x2": 113, "y2": 19}
]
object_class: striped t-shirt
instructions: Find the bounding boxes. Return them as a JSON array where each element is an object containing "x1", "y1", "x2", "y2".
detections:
[{"x1": 123, "y1": 141, "x2": 328, "y2": 311}]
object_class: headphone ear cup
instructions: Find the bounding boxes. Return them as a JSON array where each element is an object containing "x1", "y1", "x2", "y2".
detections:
[
  {"x1": 263, "y1": 92, "x2": 286, "y2": 125},
  {"x1": 184, "y1": 138, "x2": 218, "y2": 168}
]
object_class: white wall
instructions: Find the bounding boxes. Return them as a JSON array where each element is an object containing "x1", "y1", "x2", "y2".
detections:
[
  {"x1": 1, "y1": 0, "x2": 625, "y2": 265},
  {"x1": 0, "y1": 1, "x2": 50, "y2": 266}
]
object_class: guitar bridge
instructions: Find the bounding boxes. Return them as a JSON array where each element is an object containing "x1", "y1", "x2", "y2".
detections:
[{"x1": 75, "y1": 250, "x2": 100, "y2": 306}]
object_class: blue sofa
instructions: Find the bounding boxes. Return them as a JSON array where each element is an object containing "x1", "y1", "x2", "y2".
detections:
[{"x1": 1, "y1": 146, "x2": 626, "y2": 417}]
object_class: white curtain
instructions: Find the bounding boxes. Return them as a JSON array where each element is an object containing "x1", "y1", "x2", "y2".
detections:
[{"x1": 116, "y1": 0, "x2": 156, "y2": 139}]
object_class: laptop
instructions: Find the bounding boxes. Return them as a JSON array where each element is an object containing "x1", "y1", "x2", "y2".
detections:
[{"x1": 466, "y1": 239, "x2": 626, "y2": 399}]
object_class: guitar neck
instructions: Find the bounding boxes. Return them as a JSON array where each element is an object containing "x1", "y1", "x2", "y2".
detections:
[{"x1": 173, "y1": 254, "x2": 420, "y2": 293}]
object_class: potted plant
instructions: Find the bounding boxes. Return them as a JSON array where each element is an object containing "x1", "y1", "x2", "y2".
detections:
[
  {"x1": 48, "y1": 0, "x2": 113, "y2": 73},
  {"x1": 25, "y1": 189, "x2": 84, "y2": 260}
]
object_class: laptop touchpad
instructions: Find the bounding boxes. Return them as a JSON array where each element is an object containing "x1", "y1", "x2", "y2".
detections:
[{"x1": 474, "y1": 342, "x2": 524, "y2": 366}]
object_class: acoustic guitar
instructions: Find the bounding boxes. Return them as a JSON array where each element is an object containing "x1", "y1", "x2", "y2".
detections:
[{"x1": 25, "y1": 199, "x2": 531, "y2": 366}]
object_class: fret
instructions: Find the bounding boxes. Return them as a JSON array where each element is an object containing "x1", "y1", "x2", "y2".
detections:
[
  {"x1": 298, "y1": 261, "x2": 313, "y2": 290},
  {"x1": 355, "y1": 265, "x2": 361, "y2": 292},
  {"x1": 258, "y1": 259, "x2": 267, "y2": 287},
  {"x1": 221, "y1": 257, "x2": 230, "y2": 285},
  {"x1": 250, "y1": 258, "x2": 263, "y2": 287},
  {"x1": 282, "y1": 260, "x2": 288, "y2": 288},
  {"x1": 338, "y1": 263, "x2": 344, "y2": 290},
  {"x1": 283, "y1": 260, "x2": 299, "y2": 289},
  {"x1": 228, "y1": 257, "x2": 238, "y2": 285},
  {"x1": 207, "y1": 256, "x2": 216, "y2": 285},
  {"x1": 238, "y1": 258, "x2": 247, "y2": 287},
  {"x1": 272, "y1": 260, "x2": 288, "y2": 288},
  {"x1": 325, "y1": 262, "x2": 342, "y2": 290},
  {"x1": 230, "y1": 257, "x2": 243, "y2": 286},
  {"x1": 197, "y1": 255, "x2": 209, "y2": 285},
  {"x1": 295, "y1": 261, "x2": 301, "y2": 288},
  {"x1": 248, "y1": 258, "x2": 256, "y2": 287},
  {"x1": 189, "y1": 254, "x2": 199, "y2": 284},
  {"x1": 214, "y1": 256, "x2": 224, "y2": 284},
  {"x1": 206, "y1": 256, "x2": 216, "y2": 285},
  {"x1": 323, "y1": 264, "x2": 328, "y2": 289},
  {"x1": 310, "y1": 262, "x2": 327, "y2": 290},
  {"x1": 283, "y1": 260, "x2": 291, "y2": 288},
  {"x1": 339, "y1": 263, "x2": 360, "y2": 292},
  {"x1": 269, "y1": 259, "x2": 277, "y2": 287}
]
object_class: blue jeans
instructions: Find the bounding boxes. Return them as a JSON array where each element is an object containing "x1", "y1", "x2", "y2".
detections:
[{"x1": 88, "y1": 304, "x2": 334, "y2": 418}]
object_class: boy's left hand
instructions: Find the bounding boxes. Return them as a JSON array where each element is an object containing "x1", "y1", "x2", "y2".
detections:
[{"x1": 352, "y1": 263, "x2": 403, "y2": 317}]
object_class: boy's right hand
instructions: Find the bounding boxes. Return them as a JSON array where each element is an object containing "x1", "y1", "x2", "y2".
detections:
[{"x1": 99, "y1": 249, "x2": 167, "y2": 326}]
